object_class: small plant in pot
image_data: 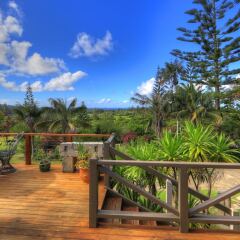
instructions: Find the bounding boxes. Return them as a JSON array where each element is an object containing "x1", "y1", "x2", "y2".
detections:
[
  {"x1": 35, "y1": 149, "x2": 51, "y2": 172},
  {"x1": 76, "y1": 144, "x2": 91, "y2": 183}
]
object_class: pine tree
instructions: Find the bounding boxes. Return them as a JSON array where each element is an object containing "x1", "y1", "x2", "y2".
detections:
[
  {"x1": 24, "y1": 84, "x2": 35, "y2": 108},
  {"x1": 172, "y1": 0, "x2": 240, "y2": 110},
  {"x1": 15, "y1": 84, "x2": 41, "y2": 132}
]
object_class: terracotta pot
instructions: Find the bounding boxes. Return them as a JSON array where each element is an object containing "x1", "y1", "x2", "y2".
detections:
[{"x1": 79, "y1": 168, "x2": 89, "y2": 183}]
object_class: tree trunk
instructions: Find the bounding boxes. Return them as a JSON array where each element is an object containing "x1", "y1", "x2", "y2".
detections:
[{"x1": 215, "y1": 85, "x2": 221, "y2": 111}]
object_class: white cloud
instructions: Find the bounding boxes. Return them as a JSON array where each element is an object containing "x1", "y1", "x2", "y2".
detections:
[
  {"x1": 98, "y1": 98, "x2": 112, "y2": 104},
  {"x1": 0, "y1": 43, "x2": 9, "y2": 65},
  {"x1": 136, "y1": 77, "x2": 155, "y2": 95},
  {"x1": 9, "y1": 1, "x2": 20, "y2": 14},
  {"x1": 222, "y1": 84, "x2": 235, "y2": 91},
  {"x1": 44, "y1": 71, "x2": 87, "y2": 91},
  {"x1": 0, "y1": 3, "x2": 87, "y2": 93},
  {"x1": 0, "y1": 5, "x2": 65, "y2": 76},
  {"x1": 0, "y1": 15, "x2": 23, "y2": 43},
  {"x1": 0, "y1": 71, "x2": 87, "y2": 92},
  {"x1": 1, "y1": 40, "x2": 66, "y2": 76},
  {"x1": 0, "y1": 73, "x2": 24, "y2": 91},
  {"x1": 31, "y1": 81, "x2": 43, "y2": 92},
  {"x1": 69, "y1": 31, "x2": 113, "y2": 58}
]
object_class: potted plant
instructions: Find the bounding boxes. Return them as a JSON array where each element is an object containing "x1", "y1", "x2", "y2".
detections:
[
  {"x1": 76, "y1": 144, "x2": 91, "y2": 183},
  {"x1": 35, "y1": 149, "x2": 51, "y2": 172}
]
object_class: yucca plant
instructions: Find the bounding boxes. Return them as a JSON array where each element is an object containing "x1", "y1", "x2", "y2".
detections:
[
  {"x1": 204, "y1": 134, "x2": 240, "y2": 197},
  {"x1": 183, "y1": 121, "x2": 215, "y2": 162},
  {"x1": 211, "y1": 133, "x2": 239, "y2": 163},
  {"x1": 182, "y1": 122, "x2": 214, "y2": 192},
  {"x1": 157, "y1": 131, "x2": 184, "y2": 180},
  {"x1": 117, "y1": 141, "x2": 159, "y2": 196}
]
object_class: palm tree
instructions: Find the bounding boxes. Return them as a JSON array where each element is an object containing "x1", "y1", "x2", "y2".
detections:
[
  {"x1": 43, "y1": 98, "x2": 88, "y2": 133},
  {"x1": 163, "y1": 60, "x2": 184, "y2": 87},
  {"x1": 172, "y1": 83, "x2": 218, "y2": 124},
  {"x1": 131, "y1": 67, "x2": 170, "y2": 137}
]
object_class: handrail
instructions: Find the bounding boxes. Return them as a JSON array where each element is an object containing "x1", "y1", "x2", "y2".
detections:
[
  {"x1": 0, "y1": 132, "x2": 110, "y2": 138},
  {"x1": 110, "y1": 146, "x2": 232, "y2": 215},
  {"x1": 105, "y1": 133, "x2": 116, "y2": 144},
  {"x1": 90, "y1": 158, "x2": 240, "y2": 233},
  {"x1": 0, "y1": 132, "x2": 111, "y2": 165},
  {"x1": 98, "y1": 160, "x2": 240, "y2": 169}
]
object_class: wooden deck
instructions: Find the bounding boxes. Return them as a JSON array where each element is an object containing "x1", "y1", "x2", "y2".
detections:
[{"x1": 0, "y1": 164, "x2": 239, "y2": 240}]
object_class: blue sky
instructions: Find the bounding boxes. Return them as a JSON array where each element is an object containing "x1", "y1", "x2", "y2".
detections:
[{"x1": 0, "y1": 0, "x2": 193, "y2": 108}]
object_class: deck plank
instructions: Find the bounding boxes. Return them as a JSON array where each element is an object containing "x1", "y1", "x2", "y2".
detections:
[{"x1": 0, "y1": 163, "x2": 239, "y2": 240}]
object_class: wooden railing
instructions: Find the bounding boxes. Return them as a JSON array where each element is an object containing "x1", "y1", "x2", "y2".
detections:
[
  {"x1": 89, "y1": 135, "x2": 240, "y2": 233},
  {"x1": 0, "y1": 132, "x2": 110, "y2": 164}
]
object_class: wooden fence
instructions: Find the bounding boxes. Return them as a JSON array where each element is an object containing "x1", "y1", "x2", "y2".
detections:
[
  {"x1": 89, "y1": 134, "x2": 240, "y2": 233},
  {"x1": 0, "y1": 132, "x2": 110, "y2": 164}
]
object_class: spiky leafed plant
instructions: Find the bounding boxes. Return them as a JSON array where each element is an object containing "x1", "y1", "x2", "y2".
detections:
[
  {"x1": 211, "y1": 133, "x2": 239, "y2": 163},
  {"x1": 157, "y1": 131, "x2": 185, "y2": 207},
  {"x1": 182, "y1": 121, "x2": 239, "y2": 196},
  {"x1": 116, "y1": 141, "x2": 159, "y2": 202},
  {"x1": 182, "y1": 122, "x2": 215, "y2": 191},
  {"x1": 43, "y1": 98, "x2": 87, "y2": 133},
  {"x1": 157, "y1": 131, "x2": 184, "y2": 180},
  {"x1": 206, "y1": 133, "x2": 239, "y2": 196},
  {"x1": 183, "y1": 121, "x2": 215, "y2": 162}
]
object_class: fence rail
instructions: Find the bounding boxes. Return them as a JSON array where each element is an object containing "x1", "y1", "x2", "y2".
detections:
[
  {"x1": 0, "y1": 132, "x2": 110, "y2": 164},
  {"x1": 90, "y1": 158, "x2": 240, "y2": 232},
  {"x1": 90, "y1": 134, "x2": 240, "y2": 233}
]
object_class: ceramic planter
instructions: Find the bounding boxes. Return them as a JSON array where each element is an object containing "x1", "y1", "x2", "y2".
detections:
[{"x1": 39, "y1": 160, "x2": 51, "y2": 172}]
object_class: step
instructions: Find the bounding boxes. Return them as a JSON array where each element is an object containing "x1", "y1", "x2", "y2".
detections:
[
  {"x1": 98, "y1": 210, "x2": 179, "y2": 222},
  {"x1": 101, "y1": 197, "x2": 122, "y2": 224},
  {"x1": 140, "y1": 219, "x2": 157, "y2": 226},
  {"x1": 139, "y1": 209, "x2": 157, "y2": 226},
  {"x1": 122, "y1": 206, "x2": 139, "y2": 225},
  {"x1": 190, "y1": 214, "x2": 240, "y2": 224}
]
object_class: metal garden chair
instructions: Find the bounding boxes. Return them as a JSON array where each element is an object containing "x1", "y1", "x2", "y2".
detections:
[{"x1": 0, "y1": 133, "x2": 24, "y2": 175}]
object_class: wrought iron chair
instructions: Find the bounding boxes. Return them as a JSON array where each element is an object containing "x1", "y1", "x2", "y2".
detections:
[{"x1": 0, "y1": 133, "x2": 24, "y2": 175}]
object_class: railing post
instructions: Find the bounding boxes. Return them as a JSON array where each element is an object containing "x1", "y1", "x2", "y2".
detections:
[
  {"x1": 103, "y1": 141, "x2": 111, "y2": 187},
  {"x1": 178, "y1": 167, "x2": 189, "y2": 233},
  {"x1": 25, "y1": 135, "x2": 32, "y2": 165},
  {"x1": 230, "y1": 208, "x2": 240, "y2": 231},
  {"x1": 66, "y1": 135, "x2": 73, "y2": 142},
  {"x1": 89, "y1": 158, "x2": 99, "y2": 228},
  {"x1": 166, "y1": 179, "x2": 173, "y2": 211}
]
